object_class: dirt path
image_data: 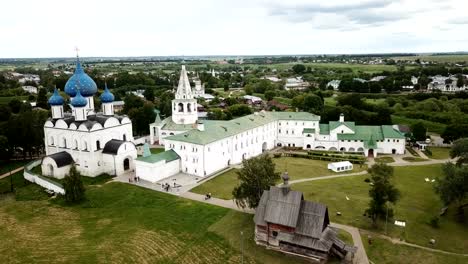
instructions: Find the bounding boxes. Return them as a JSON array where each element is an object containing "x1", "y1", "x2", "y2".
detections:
[
  {"x1": 360, "y1": 229, "x2": 468, "y2": 257},
  {"x1": 0, "y1": 166, "x2": 25, "y2": 180}
]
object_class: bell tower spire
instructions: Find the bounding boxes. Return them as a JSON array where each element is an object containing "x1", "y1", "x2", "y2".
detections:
[{"x1": 171, "y1": 65, "x2": 198, "y2": 125}]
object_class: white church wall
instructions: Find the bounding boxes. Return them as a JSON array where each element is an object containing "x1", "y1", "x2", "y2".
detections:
[
  {"x1": 41, "y1": 157, "x2": 71, "y2": 179},
  {"x1": 135, "y1": 159, "x2": 180, "y2": 183},
  {"x1": 377, "y1": 138, "x2": 406, "y2": 154}
]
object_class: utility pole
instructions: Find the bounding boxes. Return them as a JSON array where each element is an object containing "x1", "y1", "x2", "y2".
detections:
[
  {"x1": 385, "y1": 202, "x2": 389, "y2": 235},
  {"x1": 10, "y1": 166, "x2": 13, "y2": 192},
  {"x1": 240, "y1": 231, "x2": 244, "y2": 264}
]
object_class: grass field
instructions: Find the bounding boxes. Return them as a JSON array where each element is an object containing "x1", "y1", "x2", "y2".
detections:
[
  {"x1": 374, "y1": 156, "x2": 395, "y2": 163},
  {"x1": 362, "y1": 231, "x2": 467, "y2": 264},
  {"x1": 392, "y1": 115, "x2": 446, "y2": 135},
  {"x1": 191, "y1": 157, "x2": 367, "y2": 199},
  {"x1": 0, "y1": 96, "x2": 29, "y2": 104},
  {"x1": 0, "y1": 176, "x2": 307, "y2": 264},
  {"x1": 426, "y1": 147, "x2": 451, "y2": 160},
  {"x1": 292, "y1": 164, "x2": 468, "y2": 253},
  {"x1": 393, "y1": 54, "x2": 468, "y2": 63},
  {"x1": 0, "y1": 159, "x2": 31, "y2": 175},
  {"x1": 402, "y1": 157, "x2": 428, "y2": 162}
]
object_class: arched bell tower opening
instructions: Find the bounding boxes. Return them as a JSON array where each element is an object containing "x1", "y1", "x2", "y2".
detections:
[{"x1": 171, "y1": 65, "x2": 198, "y2": 125}]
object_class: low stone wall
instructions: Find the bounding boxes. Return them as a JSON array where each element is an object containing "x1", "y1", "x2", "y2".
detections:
[{"x1": 23, "y1": 160, "x2": 65, "y2": 195}]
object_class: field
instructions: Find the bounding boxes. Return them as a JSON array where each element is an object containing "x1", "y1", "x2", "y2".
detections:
[
  {"x1": 374, "y1": 156, "x2": 395, "y2": 163},
  {"x1": 260, "y1": 62, "x2": 407, "y2": 74},
  {"x1": 191, "y1": 157, "x2": 367, "y2": 199},
  {"x1": 292, "y1": 164, "x2": 468, "y2": 253},
  {"x1": 391, "y1": 115, "x2": 446, "y2": 135},
  {"x1": 393, "y1": 54, "x2": 468, "y2": 63},
  {"x1": 0, "y1": 96, "x2": 29, "y2": 104},
  {"x1": 427, "y1": 147, "x2": 451, "y2": 160},
  {"x1": 0, "y1": 175, "x2": 307, "y2": 264},
  {"x1": 362, "y1": 232, "x2": 467, "y2": 264}
]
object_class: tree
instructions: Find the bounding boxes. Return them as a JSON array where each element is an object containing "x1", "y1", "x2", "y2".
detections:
[
  {"x1": 232, "y1": 154, "x2": 280, "y2": 208},
  {"x1": 143, "y1": 87, "x2": 155, "y2": 102},
  {"x1": 36, "y1": 88, "x2": 48, "y2": 109},
  {"x1": 411, "y1": 122, "x2": 427, "y2": 141},
  {"x1": 0, "y1": 135, "x2": 10, "y2": 161},
  {"x1": 434, "y1": 163, "x2": 468, "y2": 217},
  {"x1": 450, "y1": 138, "x2": 468, "y2": 165},
  {"x1": 63, "y1": 166, "x2": 86, "y2": 203},
  {"x1": 227, "y1": 104, "x2": 252, "y2": 117},
  {"x1": 365, "y1": 163, "x2": 400, "y2": 226},
  {"x1": 441, "y1": 124, "x2": 468, "y2": 143},
  {"x1": 302, "y1": 93, "x2": 324, "y2": 113},
  {"x1": 8, "y1": 99, "x2": 22, "y2": 114},
  {"x1": 292, "y1": 64, "x2": 306, "y2": 74},
  {"x1": 264, "y1": 90, "x2": 276, "y2": 101}
]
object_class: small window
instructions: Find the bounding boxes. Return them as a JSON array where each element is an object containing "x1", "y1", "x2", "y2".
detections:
[{"x1": 272, "y1": 231, "x2": 278, "y2": 237}]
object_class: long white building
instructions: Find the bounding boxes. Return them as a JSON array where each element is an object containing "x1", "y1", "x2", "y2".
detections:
[{"x1": 137, "y1": 66, "x2": 406, "y2": 182}]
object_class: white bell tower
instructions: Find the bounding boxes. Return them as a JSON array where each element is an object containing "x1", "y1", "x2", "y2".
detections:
[{"x1": 171, "y1": 65, "x2": 198, "y2": 125}]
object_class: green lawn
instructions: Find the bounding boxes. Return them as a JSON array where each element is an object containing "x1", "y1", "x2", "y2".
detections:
[
  {"x1": 324, "y1": 97, "x2": 337, "y2": 106},
  {"x1": 402, "y1": 157, "x2": 428, "y2": 162},
  {"x1": 292, "y1": 164, "x2": 468, "y2": 253},
  {"x1": 0, "y1": 177, "x2": 304, "y2": 264},
  {"x1": 0, "y1": 159, "x2": 31, "y2": 175},
  {"x1": 427, "y1": 147, "x2": 451, "y2": 160},
  {"x1": 374, "y1": 156, "x2": 395, "y2": 163},
  {"x1": 191, "y1": 157, "x2": 367, "y2": 199},
  {"x1": 392, "y1": 115, "x2": 446, "y2": 135},
  {"x1": 0, "y1": 96, "x2": 29, "y2": 104},
  {"x1": 392, "y1": 54, "x2": 468, "y2": 63},
  {"x1": 150, "y1": 148, "x2": 165, "y2": 154},
  {"x1": 362, "y1": 232, "x2": 467, "y2": 264}
]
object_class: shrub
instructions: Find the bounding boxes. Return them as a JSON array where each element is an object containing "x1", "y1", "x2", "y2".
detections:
[
  {"x1": 364, "y1": 178, "x2": 371, "y2": 183},
  {"x1": 273, "y1": 153, "x2": 282, "y2": 158},
  {"x1": 429, "y1": 216, "x2": 440, "y2": 228}
]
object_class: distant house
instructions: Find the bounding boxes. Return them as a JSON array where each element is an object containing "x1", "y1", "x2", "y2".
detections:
[
  {"x1": 262, "y1": 76, "x2": 282, "y2": 83},
  {"x1": 284, "y1": 77, "x2": 309, "y2": 91},
  {"x1": 353, "y1": 78, "x2": 367, "y2": 83},
  {"x1": 328, "y1": 161, "x2": 353, "y2": 173},
  {"x1": 22, "y1": 85, "x2": 38, "y2": 94},
  {"x1": 411, "y1": 76, "x2": 419, "y2": 85},
  {"x1": 112, "y1": 101, "x2": 125, "y2": 112},
  {"x1": 243, "y1": 95, "x2": 262, "y2": 104},
  {"x1": 267, "y1": 100, "x2": 289, "y2": 111},
  {"x1": 327, "y1": 80, "x2": 341, "y2": 90},
  {"x1": 370, "y1": 76, "x2": 386, "y2": 82},
  {"x1": 254, "y1": 173, "x2": 356, "y2": 262},
  {"x1": 428, "y1": 75, "x2": 466, "y2": 92}
]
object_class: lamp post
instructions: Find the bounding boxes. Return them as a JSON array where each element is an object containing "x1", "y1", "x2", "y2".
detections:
[{"x1": 240, "y1": 231, "x2": 244, "y2": 264}]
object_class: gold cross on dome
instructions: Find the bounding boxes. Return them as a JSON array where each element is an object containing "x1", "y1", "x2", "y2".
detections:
[{"x1": 74, "y1": 46, "x2": 80, "y2": 57}]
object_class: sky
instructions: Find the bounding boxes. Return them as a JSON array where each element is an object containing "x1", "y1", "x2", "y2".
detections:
[{"x1": 1, "y1": 0, "x2": 467, "y2": 58}]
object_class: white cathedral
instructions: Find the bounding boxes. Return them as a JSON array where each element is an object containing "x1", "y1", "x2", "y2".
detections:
[
  {"x1": 42, "y1": 57, "x2": 137, "y2": 179},
  {"x1": 136, "y1": 66, "x2": 406, "y2": 183}
]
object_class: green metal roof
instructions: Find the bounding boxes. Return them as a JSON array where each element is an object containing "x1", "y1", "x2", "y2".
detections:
[
  {"x1": 364, "y1": 135, "x2": 377, "y2": 149},
  {"x1": 164, "y1": 111, "x2": 319, "y2": 145},
  {"x1": 136, "y1": 149, "x2": 180, "y2": 163},
  {"x1": 381, "y1": 125, "x2": 405, "y2": 139},
  {"x1": 319, "y1": 124, "x2": 330, "y2": 135},
  {"x1": 337, "y1": 126, "x2": 383, "y2": 141},
  {"x1": 329, "y1": 121, "x2": 355, "y2": 132},
  {"x1": 303, "y1": 128, "x2": 315, "y2": 133},
  {"x1": 160, "y1": 117, "x2": 195, "y2": 131}
]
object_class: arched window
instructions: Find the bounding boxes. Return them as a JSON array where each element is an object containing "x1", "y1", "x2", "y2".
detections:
[
  {"x1": 187, "y1": 103, "x2": 192, "y2": 112},
  {"x1": 75, "y1": 140, "x2": 79, "y2": 150},
  {"x1": 96, "y1": 140, "x2": 101, "y2": 150},
  {"x1": 62, "y1": 137, "x2": 67, "y2": 148},
  {"x1": 178, "y1": 103, "x2": 184, "y2": 112},
  {"x1": 49, "y1": 136, "x2": 54, "y2": 146},
  {"x1": 123, "y1": 134, "x2": 127, "y2": 141},
  {"x1": 83, "y1": 141, "x2": 88, "y2": 151}
]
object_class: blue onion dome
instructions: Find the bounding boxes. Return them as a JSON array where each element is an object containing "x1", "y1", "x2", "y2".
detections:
[
  {"x1": 71, "y1": 89, "x2": 88, "y2": 107},
  {"x1": 100, "y1": 83, "x2": 115, "y2": 103},
  {"x1": 48, "y1": 88, "x2": 65, "y2": 106},
  {"x1": 64, "y1": 57, "x2": 97, "y2": 97}
]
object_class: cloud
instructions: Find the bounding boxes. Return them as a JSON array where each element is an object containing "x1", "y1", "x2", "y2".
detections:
[{"x1": 447, "y1": 17, "x2": 468, "y2": 25}]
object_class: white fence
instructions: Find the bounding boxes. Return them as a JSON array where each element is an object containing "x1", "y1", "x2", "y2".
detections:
[{"x1": 23, "y1": 160, "x2": 65, "y2": 195}]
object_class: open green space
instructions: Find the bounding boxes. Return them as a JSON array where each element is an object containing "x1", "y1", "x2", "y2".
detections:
[
  {"x1": 374, "y1": 156, "x2": 395, "y2": 163},
  {"x1": 0, "y1": 96, "x2": 29, "y2": 104},
  {"x1": 0, "y1": 176, "x2": 306, "y2": 264},
  {"x1": 392, "y1": 115, "x2": 446, "y2": 135},
  {"x1": 192, "y1": 157, "x2": 367, "y2": 199},
  {"x1": 393, "y1": 54, "x2": 468, "y2": 63},
  {"x1": 362, "y1": 231, "x2": 467, "y2": 264},
  {"x1": 426, "y1": 147, "x2": 451, "y2": 160},
  {"x1": 292, "y1": 164, "x2": 468, "y2": 253},
  {"x1": 402, "y1": 157, "x2": 428, "y2": 162},
  {"x1": 0, "y1": 159, "x2": 31, "y2": 175}
]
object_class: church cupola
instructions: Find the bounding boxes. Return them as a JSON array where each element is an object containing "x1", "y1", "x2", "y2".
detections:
[
  {"x1": 64, "y1": 54, "x2": 97, "y2": 111},
  {"x1": 71, "y1": 89, "x2": 88, "y2": 121},
  {"x1": 100, "y1": 83, "x2": 115, "y2": 116},
  {"x1": 48, "y1": 88, "x2": 64, "y2": 119},
  {"x1": 171, "y1": 65, "x2": 198, "y2": 125}
]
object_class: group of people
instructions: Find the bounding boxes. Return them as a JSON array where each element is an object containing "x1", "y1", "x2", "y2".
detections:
[
  {"x1": 204, "y1": 193, "x2": 212, "y2": 200},
  {"x1": 162, "y1": 183, "x2": 171, "y2": 192},
  {"x1": 129, "y1": 176, "x2": 140, "y2": 183}
]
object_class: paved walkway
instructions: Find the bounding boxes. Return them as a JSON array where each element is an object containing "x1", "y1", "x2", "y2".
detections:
[
  {"x1": 0, "y1": 166, "x2": 25, "y2": 180},
  {"x1": 331, "y1": 223, "x2": 369, "y2": 264},
  {"x1": 286, "y1": 171, "x2": 368, "y2": 185}
]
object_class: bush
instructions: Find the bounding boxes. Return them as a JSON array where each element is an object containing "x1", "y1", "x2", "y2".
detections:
[
  {"x1": 429, "y1": 216, "x2": 440, "y2": 228},
  {"x1": 273, "y1": 153, "x2": 282, "y2": 158},
  {"x1": 364, "y1": 178, "x2": 371, "y2": 183}
]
